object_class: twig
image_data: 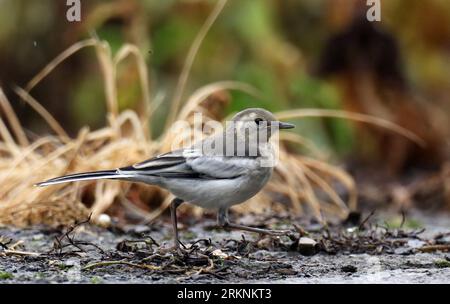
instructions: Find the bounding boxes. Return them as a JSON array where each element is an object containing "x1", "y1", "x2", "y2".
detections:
[
  {"x1": 52, "y1": 213, "x2": 105, "y2": 255},
  {"x1": 83, "y1": 260, "x2": 161, "y2": 271},
  {"x1": 358, "y1": 210, "x2": 376, "y2": 230},
  {"x1": 187, "y1": 239, "x2": 212, "y2": 254},
  {"x1": 400, "y1": 209, "x2": 406, "y2": 228},
  {"x1": 9, "y1": 240, "x2": 24, "y2": 250},
  {"x1": 293, "y1": 224, "x2": 308, "y2": 237},
  {"x1": 418, "y1": 245, "x2": 450, "y2": 253},
  {"x1": 194, "y1": 255, "x2": 217, "y2": 277},
  {"x1": 3, "y1": 249, "x2": 40, "y2": 256}
]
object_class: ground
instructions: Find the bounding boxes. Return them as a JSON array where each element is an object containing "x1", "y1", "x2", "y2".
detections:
[{"x1": 0, "y1": 210, "x2": 449, "y2": 283}]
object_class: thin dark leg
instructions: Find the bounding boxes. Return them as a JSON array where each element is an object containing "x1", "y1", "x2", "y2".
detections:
[
  {"x1": 170, "y1": 198, "x2": 184, "y2": 250},
  {"x1": 217, "y1": 207, "x2": 288, "y2": 236}
]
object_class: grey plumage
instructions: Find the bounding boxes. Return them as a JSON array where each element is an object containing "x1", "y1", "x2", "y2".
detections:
[{"x1": 36, "y1": 108, "x2": 295, "y2": 250}]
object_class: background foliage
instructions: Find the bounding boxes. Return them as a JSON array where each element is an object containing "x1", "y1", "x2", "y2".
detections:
[{"x1": 0, "y1": 0, "x2": 448, "y2": 167}]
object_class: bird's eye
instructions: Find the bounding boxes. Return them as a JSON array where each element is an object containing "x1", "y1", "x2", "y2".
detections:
[{"x1": 254, "y1": 118, "x2": 263, "y2": 125}]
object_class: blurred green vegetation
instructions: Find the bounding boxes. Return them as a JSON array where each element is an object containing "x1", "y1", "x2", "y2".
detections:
[{"x1": 0, "y1": 0, "x2": 448, "y2": 162}]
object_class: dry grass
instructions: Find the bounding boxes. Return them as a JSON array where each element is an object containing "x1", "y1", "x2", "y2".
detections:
[{"x1": 0, "y1": 2, "x2": 423, "y2": 227}]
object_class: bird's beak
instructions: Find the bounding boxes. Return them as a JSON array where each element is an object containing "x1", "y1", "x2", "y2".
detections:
[{"x1": 278, "y1": 121, "x2": 295, "y2": 129}]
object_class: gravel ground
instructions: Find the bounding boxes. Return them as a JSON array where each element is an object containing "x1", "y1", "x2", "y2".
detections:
[{"x1": 0, "y1": 210, "x2": 449, "y2": 284}]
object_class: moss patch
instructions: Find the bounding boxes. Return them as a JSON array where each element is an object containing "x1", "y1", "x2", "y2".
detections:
[{"x1": 0, "y1": 271, "x2": 13, "y2": 280}]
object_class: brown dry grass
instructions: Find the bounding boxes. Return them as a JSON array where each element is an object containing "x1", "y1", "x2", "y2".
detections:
[{"x1": 0, "y1": 1, "x2": 423, "y2": 227}]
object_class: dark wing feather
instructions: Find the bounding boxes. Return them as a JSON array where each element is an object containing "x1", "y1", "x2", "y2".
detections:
[
  {"x1": 120, "y1": 149, "x2": 255, "y2": 180},
  {"x1": 119, "y1": 148, "x2": 201, "y2": 178},
  {"x1": 132, "y1": 149, "x2": 189, "y2": 170}
]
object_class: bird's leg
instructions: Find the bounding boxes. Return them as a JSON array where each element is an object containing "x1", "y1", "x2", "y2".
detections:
[
  {"x1": 217, "y1": 208, "x2": 288, "y2": 236},
  {"x1": 170, "y1": 198, "x2": 184, "y2": 252}
]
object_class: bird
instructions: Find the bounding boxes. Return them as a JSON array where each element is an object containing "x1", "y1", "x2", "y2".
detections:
[{"x1": 36, "y1": 108, "x2": 295, "y2": 251}]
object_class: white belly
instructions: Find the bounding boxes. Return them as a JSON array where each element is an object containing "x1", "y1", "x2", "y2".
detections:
[{"x1": 164, "y1": 167, "x2": 272, "y2": 209}]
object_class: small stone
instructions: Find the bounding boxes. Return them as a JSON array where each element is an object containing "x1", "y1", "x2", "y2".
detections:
[
  {"x1": 394, "y1": 247, "x2": 413, "y2": 255},
  {"x1": 32, "y1": 234, "x2": 44, "y2": 241},
  {"x1": 211, "y1": 249, "x2": 229, "y2": 259},
  {"x1": 407, "y1": 239, "x2": 426, "y2": 249},
  {"x1": 96, "y1": 214, "x2": 111, "y2": 228},
  {"x1": 298, "y1": 237, "x2": 318, "y2": 256},
  {"x1": 346, "y1": 227, "x2": 357, "y2": 233}
]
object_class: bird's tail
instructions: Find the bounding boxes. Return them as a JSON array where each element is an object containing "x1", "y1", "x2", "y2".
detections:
[{"x1": 36, "y1": 169, "x2": 126, "y2": 187}]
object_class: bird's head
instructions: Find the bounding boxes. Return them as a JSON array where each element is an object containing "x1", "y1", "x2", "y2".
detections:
[{"x1": 230, "y1": 108, "x2": 295, "y2": 140}]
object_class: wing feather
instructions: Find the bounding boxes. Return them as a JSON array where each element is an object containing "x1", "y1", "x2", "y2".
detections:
[
  {"x1": 187, "y1": 156, "x2": 257, "y2": 179},
  {"x1": 122, "y1": 148, "x2": 256, "y2": 180}
]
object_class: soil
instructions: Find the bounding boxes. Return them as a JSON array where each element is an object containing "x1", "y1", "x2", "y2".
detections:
[{"x1": 0, "y1": 210, "x2": 449, "y2": 284}]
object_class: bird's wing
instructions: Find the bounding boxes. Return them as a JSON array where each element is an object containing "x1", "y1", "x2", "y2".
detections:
[
  {"x1": 120, "y1": 148, "x2": 256, "y2": 179},
  {"x1": 186, "y1": 155, "x2": 258, "y2": 179},
  {"x1": 117, "y1": 148, "x2": 195, "y2": 178},
  {"x1": 132, "y1": 149, "x2": 193, "y2": 170}
]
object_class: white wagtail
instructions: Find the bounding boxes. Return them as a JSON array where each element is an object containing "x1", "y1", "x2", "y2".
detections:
[{"x1": 37, "y1": 108, "x2": 295, "y2": 250}]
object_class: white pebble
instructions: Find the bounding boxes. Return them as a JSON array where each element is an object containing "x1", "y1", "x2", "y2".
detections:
[{"x1": 96, "y1": 214, "x2": 111, "y2": 228}]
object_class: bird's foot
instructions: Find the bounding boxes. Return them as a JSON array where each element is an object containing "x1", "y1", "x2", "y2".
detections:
[{"x1": 172, "y1": 242, "x2": 191, "y2": 256}]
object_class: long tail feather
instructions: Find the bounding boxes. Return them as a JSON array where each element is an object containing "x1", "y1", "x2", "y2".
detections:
[{"x1": 36, "y1": 170, "x2": 124, "y2": 187}]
